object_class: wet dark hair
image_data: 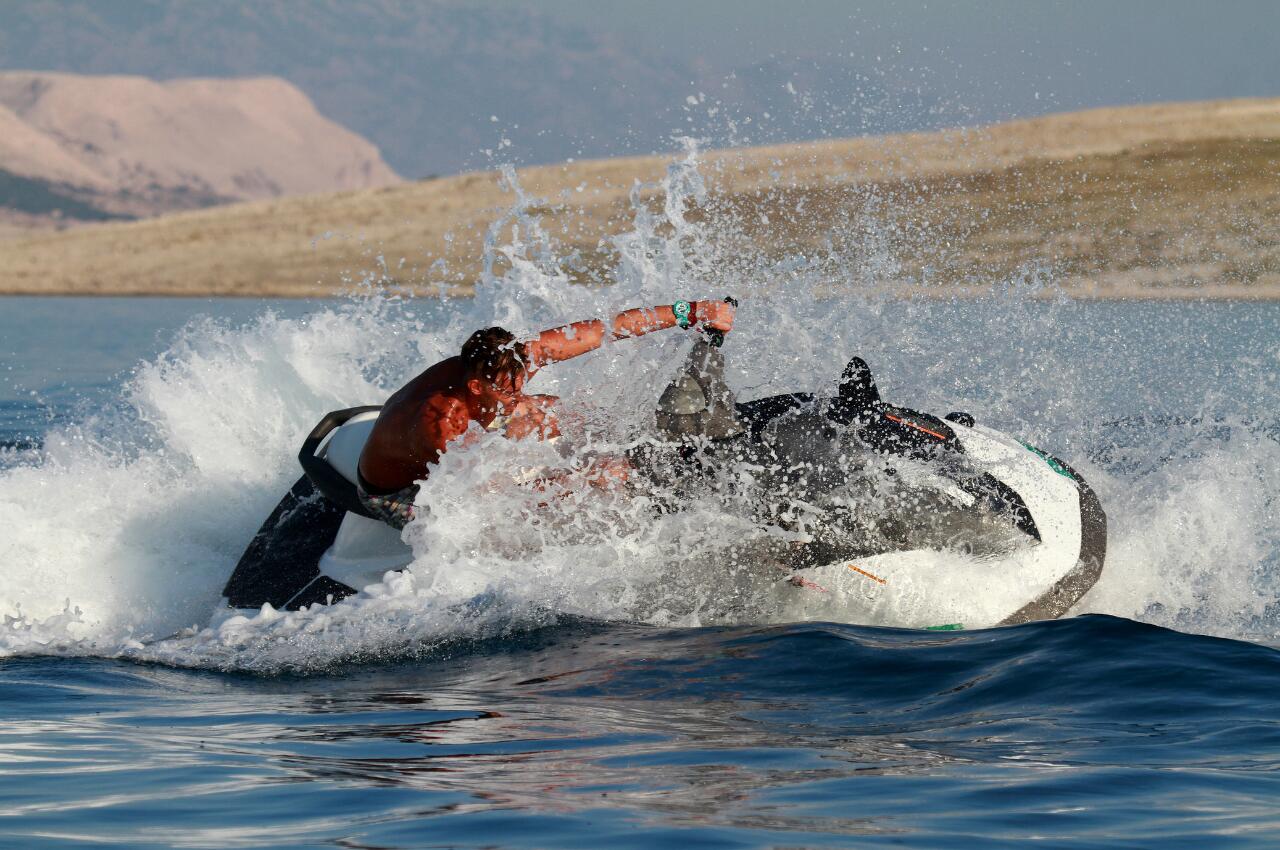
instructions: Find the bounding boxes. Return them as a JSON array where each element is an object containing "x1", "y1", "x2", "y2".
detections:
[{"x1": 461, "y1": 327, "x2": 528, "y2": 387}]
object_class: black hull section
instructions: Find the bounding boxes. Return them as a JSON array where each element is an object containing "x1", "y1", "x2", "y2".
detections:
[
  {"x1": 223, "y1": 405, "x2": 383, "y2": 611},
  {"x1": 221, "y1": 473, "x2": 355, "y2": 614},
  {"x1": 222, "y1": 475, "x2": 357, "y2": 610}
]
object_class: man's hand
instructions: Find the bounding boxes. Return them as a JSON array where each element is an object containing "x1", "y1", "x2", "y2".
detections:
[
  {"x1": 694, "y1": 299, "x2": 736, "y2": 333},
  {"x1": 504, "y1": 394, "x2": 561, "y2": 441}
]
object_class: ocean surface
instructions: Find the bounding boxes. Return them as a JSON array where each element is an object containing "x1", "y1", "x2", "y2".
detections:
[
  {"x1": 1, "y1": 167, "x2": 1278, "y2": 846},
  {"x1": 1, "y1": 292, "x2": 1277, "y2": 848}
]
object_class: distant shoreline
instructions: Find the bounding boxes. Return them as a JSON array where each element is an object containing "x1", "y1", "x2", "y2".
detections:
[
  {"x1": 4, "y1": 285, "x2": 1277, "y2": 302},
  {"x1": 3, "y1": 96, "x2": 1279, "y2": 300}
]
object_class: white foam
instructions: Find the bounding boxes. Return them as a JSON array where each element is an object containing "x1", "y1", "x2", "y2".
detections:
[{"x1": 1, "y1": 148, "x2": 1276, "y2": 670}]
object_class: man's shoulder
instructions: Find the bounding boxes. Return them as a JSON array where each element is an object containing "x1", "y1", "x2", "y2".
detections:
[
  {"x1": 421, "y1": 389, "x2": 468, "y2": 414},
  {"x1": 419, "y1": 389, "x2": 472, "y2": 437},
  {"x1": 414, "y1": 354, "x2": 466, "y2": 382},
  {"x1": 395, "y1": 356, "x2": 465, "y2": 399},
  {"x1": 385, "y1": 361, "x2": 468, "y2": 417}
]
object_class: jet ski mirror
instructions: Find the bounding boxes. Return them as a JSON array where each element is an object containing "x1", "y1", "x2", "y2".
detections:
[
  {"x1": 839, "y1": 356, "x2": 881, "y2": 409},
  {"x1": 827, "y1": 356, "x2": 883, "y2": 425}
]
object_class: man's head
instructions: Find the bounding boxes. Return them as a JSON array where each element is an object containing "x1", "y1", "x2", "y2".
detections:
[{"x1": 461, "y1": 327, "x2": 528, "y2": 412}]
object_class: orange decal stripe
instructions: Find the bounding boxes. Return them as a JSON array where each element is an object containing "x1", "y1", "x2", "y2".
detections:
[
  {"x1": 885, "y1": 413, "x2": 948, "y2": 441},
  {"x1": 847, "y1": 564, "x2": 888, "y2": 584}
]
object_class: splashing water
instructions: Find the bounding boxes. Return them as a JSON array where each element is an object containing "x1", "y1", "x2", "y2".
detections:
[{"x1": 1, "y1": 147, "x2": 1277, "y2": 671}]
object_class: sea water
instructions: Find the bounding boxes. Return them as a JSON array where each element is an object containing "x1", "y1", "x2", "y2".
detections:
[{"x1": 1, "y1": 157, "x2": 1278, "y2": 846}]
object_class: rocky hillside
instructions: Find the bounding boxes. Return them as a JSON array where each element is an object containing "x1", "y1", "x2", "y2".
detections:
[
  {"x1": 0, "y1": 71, "x2": 400, "y2": 227},
  {"x1": 0, "y1": 1, "x2": 949, "y2": 181}
]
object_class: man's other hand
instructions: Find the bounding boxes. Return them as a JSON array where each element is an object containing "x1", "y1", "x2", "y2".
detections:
[{"x1": 505, "y1": 394, "x2": 561, "y2": 441}]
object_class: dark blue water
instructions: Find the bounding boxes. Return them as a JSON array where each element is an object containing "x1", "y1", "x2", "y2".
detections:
[
  {"x1": 1, "y1": 297, "x2": 1278, "y2": 847},
  {"x1": 3, "y1": 617, "x2": 1279, "y2": 848}
]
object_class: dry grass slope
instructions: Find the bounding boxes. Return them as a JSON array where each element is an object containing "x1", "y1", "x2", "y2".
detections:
[{"x1": 2, "y1": 97, "x2": 1277, "y2": 298}]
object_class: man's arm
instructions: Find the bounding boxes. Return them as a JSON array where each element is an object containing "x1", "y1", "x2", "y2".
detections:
[{"x1": 523, "y1": 300, "x2": 735, "y2": 370}]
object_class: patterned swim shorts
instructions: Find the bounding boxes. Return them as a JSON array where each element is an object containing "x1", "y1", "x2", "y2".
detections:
[{"x1": 357, "y1": 482, "x2": 419, "y2": 531}]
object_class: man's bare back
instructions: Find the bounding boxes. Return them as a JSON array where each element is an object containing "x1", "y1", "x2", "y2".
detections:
[
  {"x1": 358, "y1": 357, "x2": 481, "y2": 493},
  {"x1": 357, "y1": 300, "x2": 737, "y2": 498}
]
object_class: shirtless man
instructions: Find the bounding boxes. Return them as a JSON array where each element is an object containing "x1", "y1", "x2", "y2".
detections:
[{"x1": 356, "y1": 299, "x2": 736, "y2": 528}]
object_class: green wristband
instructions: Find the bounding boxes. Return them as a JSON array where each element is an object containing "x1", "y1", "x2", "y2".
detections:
[{"x1": 673, "y1": 300, "x2": 693, "y2": 329}]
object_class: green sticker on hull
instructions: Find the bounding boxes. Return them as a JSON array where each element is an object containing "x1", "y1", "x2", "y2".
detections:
[
  {"x1": 1019, "y1": 441, "x2": 1077, "y2": 480},
  {"x1": 925, "y1": 623, "x2": 964, "y2": 631}
]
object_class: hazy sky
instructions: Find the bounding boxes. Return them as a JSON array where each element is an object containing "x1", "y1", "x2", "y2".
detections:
[
  {"x1": 2, "y1": 0, "x2": 1277, "y2": 175},
  {"x1": 484, "y1": 0, "x2": 1280, "y2": 125}
]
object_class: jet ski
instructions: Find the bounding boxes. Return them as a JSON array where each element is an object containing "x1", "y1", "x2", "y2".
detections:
[{"x1": 222, "y1": 339, "x2": 1106, "y2": 630}]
